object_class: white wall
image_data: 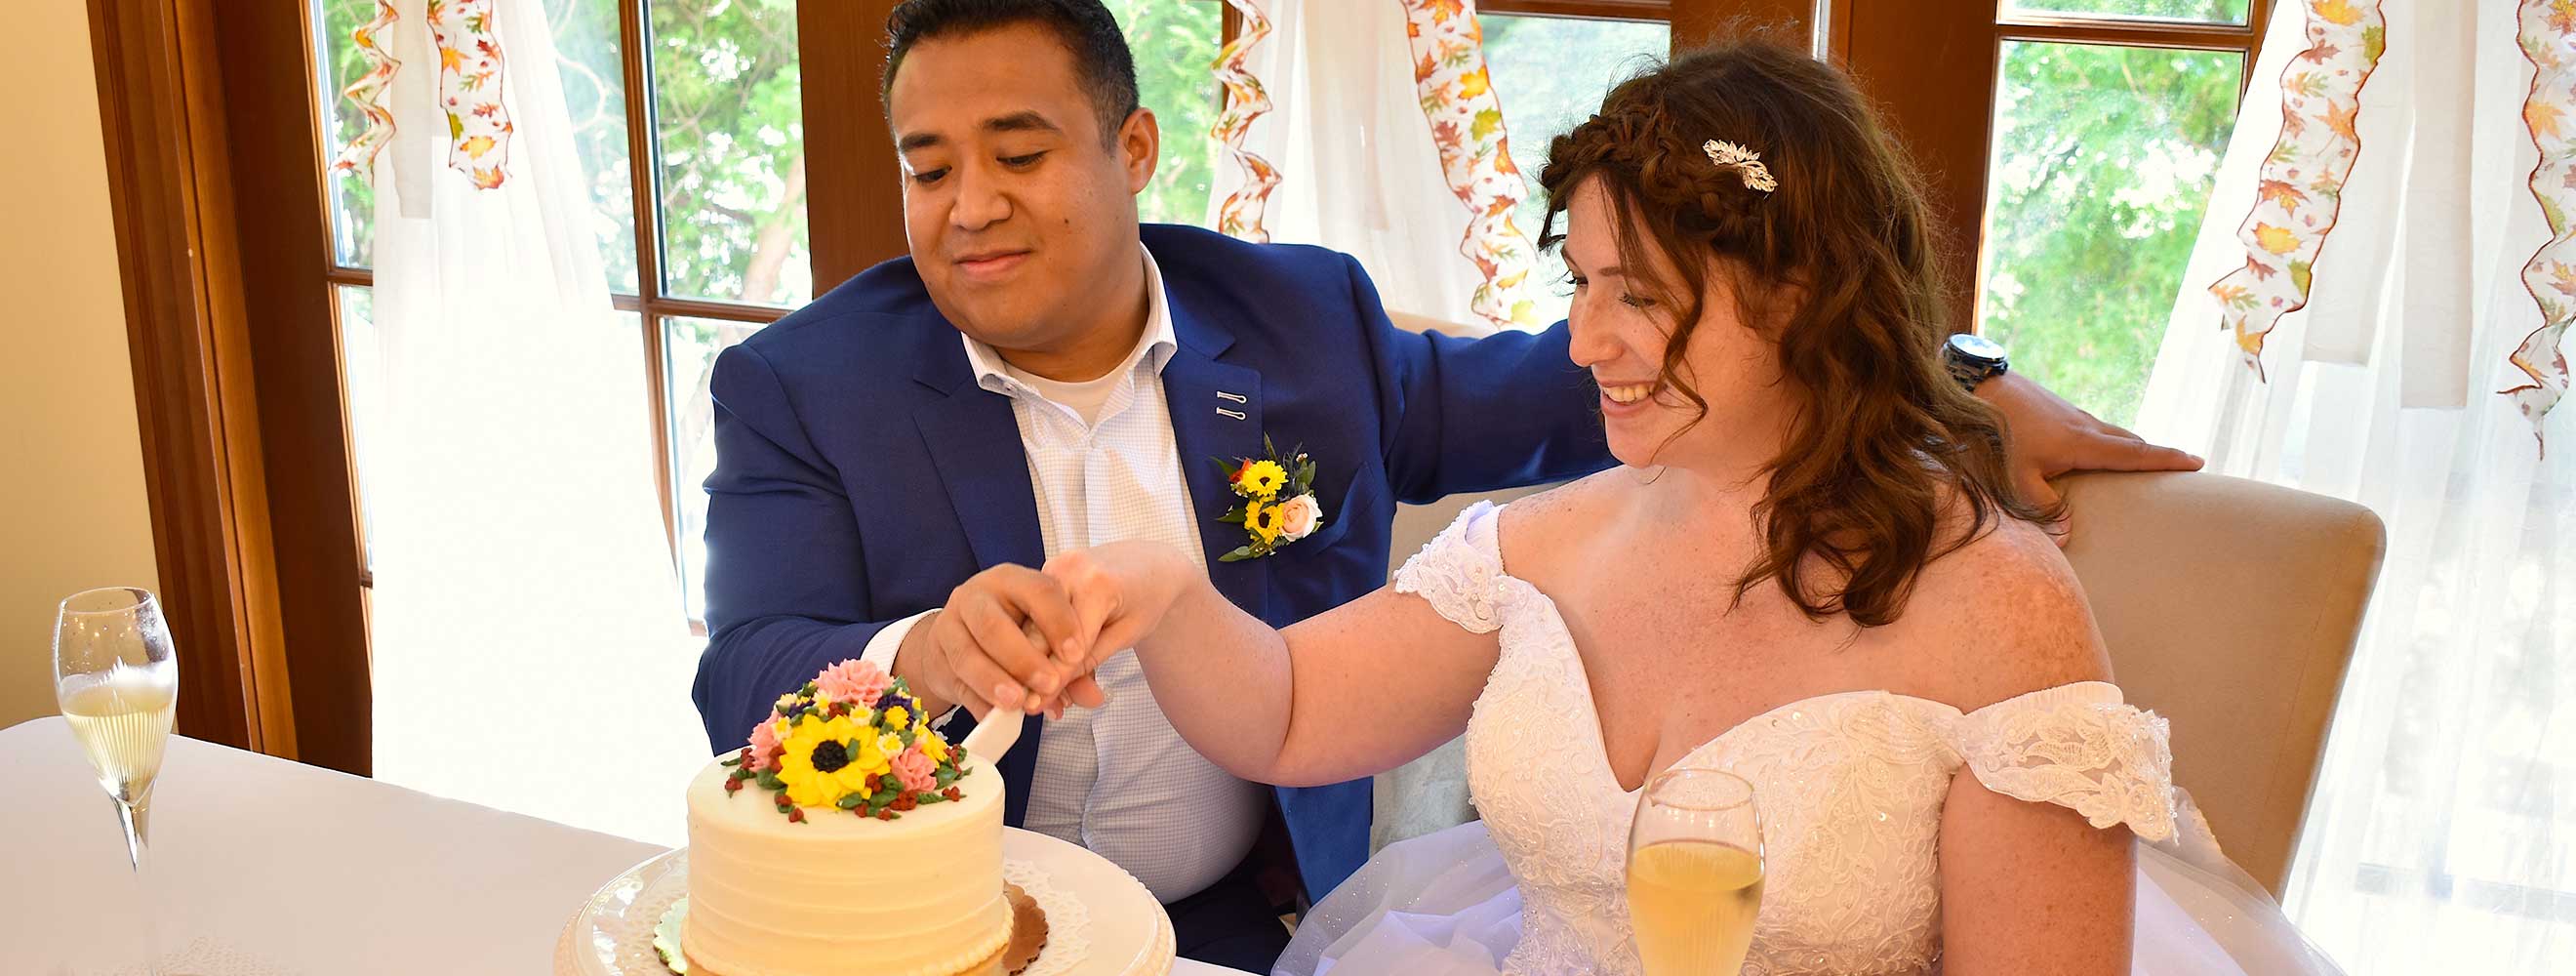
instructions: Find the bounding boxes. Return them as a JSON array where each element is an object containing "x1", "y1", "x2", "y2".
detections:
[{"x1": 0, "y1": 0, "x2": 160, "y2": 728}]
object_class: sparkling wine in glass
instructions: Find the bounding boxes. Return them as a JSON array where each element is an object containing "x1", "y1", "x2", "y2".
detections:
[
  {"x1": 1627, "y1": 768, "x2": 1764, "y2": 976},
  {"x1": 56, "y1": 588, "x2": 179, "y2": 872}
]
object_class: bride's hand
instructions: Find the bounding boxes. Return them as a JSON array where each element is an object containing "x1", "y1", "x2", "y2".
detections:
[{"x1": 1043, "y1": 541, "x2": 1198, "y2": 672}]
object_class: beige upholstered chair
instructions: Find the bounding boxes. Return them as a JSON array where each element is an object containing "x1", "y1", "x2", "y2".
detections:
[
  {"x1": 2057, "y1": 470, "x2": 2383, "y2": 896},
  {"x1": 1373, "y1": 472, "x2": 2385, "y2": 899}
]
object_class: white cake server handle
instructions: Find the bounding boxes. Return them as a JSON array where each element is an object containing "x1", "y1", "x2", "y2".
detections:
[{"x1": 959, "y1": 702, "x2": 1024, "y2": 762}]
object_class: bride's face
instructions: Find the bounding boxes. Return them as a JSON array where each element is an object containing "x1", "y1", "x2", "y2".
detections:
[{"x1": 1560, "y1": 180, "x2": 1792, "y2": 470}]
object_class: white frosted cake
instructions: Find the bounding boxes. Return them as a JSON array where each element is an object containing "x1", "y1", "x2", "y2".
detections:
[{"x1": 682, "y1": 661, "x2": 1015, "y2": 976}]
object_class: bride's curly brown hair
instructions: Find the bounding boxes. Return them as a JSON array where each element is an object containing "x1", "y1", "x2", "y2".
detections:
[{"x1": 1538, "y1": 37, "x2": 2042, "y2": 628}]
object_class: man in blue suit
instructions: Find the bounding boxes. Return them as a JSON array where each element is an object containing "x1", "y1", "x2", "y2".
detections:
[{"x1": 693, "y1": 0, "x2": 2196, "y2": 967}]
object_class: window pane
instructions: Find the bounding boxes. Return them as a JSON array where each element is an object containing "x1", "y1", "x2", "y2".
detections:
[
  {"x1": 316, "y1": 0, "x2": 381, "y2": 267},
  {"x1": 336, "y1": 285, "x2": 379, "y2": 568},
  {"x1": 2000, "y1": 0, "x2": 2251, "y2": 26},
  {"x1": 1479, "y1": 15, "x2": 1671, "y2": 328},
  {"x1": 664, "y1": 316, "x2": 766, "y2": 621},
  {"x1": 1104, "y1": 0, "x2": 1223, "y2": 226},
  {"x1": 315, "y1": 0, "x2": 640, "y2": 283},
  {"x1": 1976, "y1": 42, "x2": 2241, "y2": 427},
  {"x1": 547, "y1": 0, "x2": 644, "y2": 295},
  {"x1": 652, "y1": 0, "x2": 810, "y2": 306}
]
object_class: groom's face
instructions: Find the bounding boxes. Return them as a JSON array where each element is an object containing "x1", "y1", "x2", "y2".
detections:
[{"x1": 888, "y1": 22, "x2": 1158, "y2": 358}]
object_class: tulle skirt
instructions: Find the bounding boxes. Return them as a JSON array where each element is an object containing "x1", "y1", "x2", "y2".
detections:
[{"x1": 1276, "y1": 797, "x2": 2344, "y2": 976}]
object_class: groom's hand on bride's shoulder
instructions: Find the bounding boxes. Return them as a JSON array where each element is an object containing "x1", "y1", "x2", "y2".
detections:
[
  {"x1": 893, "y1": 565, "x2": 1103, "y2": 721},
  {"x1": 1976, "y1": 371, "x2": 2204, "y2": 545}
]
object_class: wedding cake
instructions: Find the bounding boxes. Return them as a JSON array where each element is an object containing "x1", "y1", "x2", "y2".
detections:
[{"x1": 682, "y1": 660, "x2": 1017, "y2": 976}]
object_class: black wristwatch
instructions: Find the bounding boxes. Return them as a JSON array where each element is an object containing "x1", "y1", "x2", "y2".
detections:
[{"x1": 1944, "y1": 333, "x2": 2008, "y2": 392}]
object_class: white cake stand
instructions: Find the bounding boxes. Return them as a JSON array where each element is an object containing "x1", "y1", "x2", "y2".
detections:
[{"x1": 553, "y1": 827, "x2": 1175, "y2": 976}]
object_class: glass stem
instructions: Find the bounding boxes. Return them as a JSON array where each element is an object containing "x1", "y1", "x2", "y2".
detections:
[
  {"x1": 117, "y1": 795, "x2": 165, "y2": 976},
  {"x1": 116, "y1": 794, "x2": 150, "y2": 871}
]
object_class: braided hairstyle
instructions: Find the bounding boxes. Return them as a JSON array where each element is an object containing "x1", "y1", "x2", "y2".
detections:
[{"x1": 1538, "y1": 37, "x2": 2041, "y2": 628}]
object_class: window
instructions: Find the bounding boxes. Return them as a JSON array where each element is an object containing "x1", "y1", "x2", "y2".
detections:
[
  {"x1": 2003, "y1": 0, "x2": 2252, "y2": 24},
  {"x1": 1105, "y1": 0, "x2": 1224, "y2": 225},
  {"x1": 1107, "y1": 3, "x2": 1677, "y2": 328},
  {"x1": 652, "y1": 1, "x2": 811, "y2": 306},
  {"x1": 1977, "y1": 42, "x2": 2241, "y2": 426},
  {"x1": 1965, "y1": 3, "x2": 2270, "y2": 427},
  {"x1": 1481, "y1": 13, "x2": 1673, "y2": 326},
  {"x1": 317, "y1": 0, "x2": 814, "y2": 624}
]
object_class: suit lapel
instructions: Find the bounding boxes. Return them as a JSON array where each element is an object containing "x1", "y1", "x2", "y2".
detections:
[
  {"x1": 908, "y1": 331, "x2": 1049, "y2": 826},
  {"x1": 1162, "y1": 294, "x2": 1271, "y2": 623}
]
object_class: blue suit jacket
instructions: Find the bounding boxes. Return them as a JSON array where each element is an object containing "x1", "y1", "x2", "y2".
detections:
[{"x1": 692, "y1": 224, "x2": 1612, "y2": 902}]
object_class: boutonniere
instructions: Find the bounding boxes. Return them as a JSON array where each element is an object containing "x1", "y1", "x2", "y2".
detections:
[{"x1": 1210, "y1": 437, "x2": 1326, "y2": 562}]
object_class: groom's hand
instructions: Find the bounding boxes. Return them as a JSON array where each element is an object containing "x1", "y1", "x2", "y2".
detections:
[
  {"x1": 1976, "y1": 371, "x2": 2203, "y2": 543},
  {"x1": 892, "y1": 565, "x2": 1103, "y2": 720}
]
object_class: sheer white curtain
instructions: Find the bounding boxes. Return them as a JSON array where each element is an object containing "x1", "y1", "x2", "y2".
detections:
[
  {"x1": 1215, "y1": 0, "x2": 1502, "y2": 333},
  {"x1": 1215, "y1": 0, "x2": 1544, "y2": 848},
  {"x1": 2138, "y1": 3, "x2": 2575, "y2": 970},
  {"x1": 355, "y1": 0, "x2": 702, "y2": 846}
]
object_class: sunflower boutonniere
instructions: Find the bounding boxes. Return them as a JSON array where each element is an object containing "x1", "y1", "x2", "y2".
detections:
[{"x1": 1211, "y1": 437, "x2": 1326, "y2": 562}]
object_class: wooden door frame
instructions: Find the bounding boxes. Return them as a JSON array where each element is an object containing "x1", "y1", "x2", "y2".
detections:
[{"x1": 86, "y1": 0, "x2": 371, "y2": 773}]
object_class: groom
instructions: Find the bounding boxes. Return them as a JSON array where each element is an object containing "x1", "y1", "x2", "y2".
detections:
[{"x1": 692, "y1": 0, "x2": 2196, "y2": 968}]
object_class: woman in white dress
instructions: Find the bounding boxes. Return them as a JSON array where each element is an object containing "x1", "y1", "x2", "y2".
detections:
[{"x1": 1043, "y1": 39, "x2": 2342, "y2": 976}]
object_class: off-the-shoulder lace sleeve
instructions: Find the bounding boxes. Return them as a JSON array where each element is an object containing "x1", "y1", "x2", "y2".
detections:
[
  {"x1": 1391, "y1": 501, "x2": 1510, "y2": 633},
  {"x1": 1951, "y1": 681, "x2": 2180, "y2": 842}
]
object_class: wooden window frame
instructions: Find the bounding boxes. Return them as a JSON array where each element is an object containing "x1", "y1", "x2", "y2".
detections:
[
  {"x1": 322, "y1": 0, "x2": 906, "y2": 632},
  {"x1": 1831, "y1": 0, "x2": 2275, "y2": 331},
  {"x1": 1483, "y1": 0, "x2": 1672, "y2": 20}
]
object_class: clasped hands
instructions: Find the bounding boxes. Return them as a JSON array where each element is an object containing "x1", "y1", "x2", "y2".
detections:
[{"x1": 889, "y1": 542, "x2": 1191, "y2": 721}]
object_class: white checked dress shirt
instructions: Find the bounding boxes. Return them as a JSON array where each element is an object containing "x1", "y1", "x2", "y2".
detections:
[{"x1": 860, "y1": 246, "x2": 1269, "y2": 904}]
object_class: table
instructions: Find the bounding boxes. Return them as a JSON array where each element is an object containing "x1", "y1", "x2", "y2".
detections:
[{"x1": 1, "y1": 717, "x2": 1250, "y2": 975}]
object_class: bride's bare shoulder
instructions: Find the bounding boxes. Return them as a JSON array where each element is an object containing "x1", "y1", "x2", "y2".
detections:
[
  {"x1": 1894, "y1": 507, "x2": 2113, "y2": 712},
  {"x1": 1492, "y1": 469, "x2": 1632, "y2": 578}
]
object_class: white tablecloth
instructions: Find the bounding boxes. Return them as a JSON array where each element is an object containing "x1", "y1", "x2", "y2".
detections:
[{"x1": 0, "y1": 717, "x2": 1250, "y2": 976}]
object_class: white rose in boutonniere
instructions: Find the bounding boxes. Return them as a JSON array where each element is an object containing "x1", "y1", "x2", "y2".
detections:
[{"x1": 1277, "y1": 493, "x2": 1323, "y2": 543}]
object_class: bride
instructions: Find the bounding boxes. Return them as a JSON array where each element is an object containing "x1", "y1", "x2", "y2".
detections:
[{"x1": 1039, "y1": 39, "x2": 2341, "y2": 976}]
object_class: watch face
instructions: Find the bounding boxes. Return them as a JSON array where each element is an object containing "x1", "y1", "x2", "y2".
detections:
[{"x1": 1950, "y1": 332, "x2": 2005, "y2": 362}]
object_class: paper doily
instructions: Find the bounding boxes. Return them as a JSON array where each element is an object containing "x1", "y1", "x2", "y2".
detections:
[
  {"x1": 612, "y1": 879, "x2": 686, "y2": 972},
  {"x1": 1005, "y1": 857, "x2": 1091, "y2": 976}
]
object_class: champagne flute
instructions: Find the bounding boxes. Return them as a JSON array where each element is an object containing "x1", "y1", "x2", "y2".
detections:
[
  {"x1": 57, "y1": 587, "x2": 180, "y2": 976},
  {"x1": 1627, "y1": 768, "x2": 1764, "y2": 976}
]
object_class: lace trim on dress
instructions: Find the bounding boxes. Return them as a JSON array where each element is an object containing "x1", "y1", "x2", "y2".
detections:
[
  {"x1": 1952, "y1": 684, "x2": 2181, "y2": 842},
  {"x1": 1392, "y1": 501, "x2": 1510, "y2": 634}
]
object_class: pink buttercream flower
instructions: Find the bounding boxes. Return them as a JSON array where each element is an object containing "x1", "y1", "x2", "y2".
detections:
[
  {"x1": 815, "y1": 659, "x2": 891, "y2": 710},
  {"x1": 890, "y1": 746, "x2": 939, "y2": 793},
  {"x1": 745, "y1": 717, "x2": 785, "y2": 772}
]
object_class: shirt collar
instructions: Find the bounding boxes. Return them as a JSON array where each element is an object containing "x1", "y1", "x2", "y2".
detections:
[{"x1": 962, "y1": 243, "x2": 1179, "y2": 395}]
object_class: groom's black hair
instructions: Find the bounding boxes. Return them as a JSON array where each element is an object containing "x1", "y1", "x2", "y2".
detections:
[{"x1": 881, "y1": 0, "x2": 1142, "y2": 147}]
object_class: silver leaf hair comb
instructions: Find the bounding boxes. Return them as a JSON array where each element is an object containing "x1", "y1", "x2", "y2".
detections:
[{"x1": 1703, "y1": 140, "x2": 1778, "y2": 194}]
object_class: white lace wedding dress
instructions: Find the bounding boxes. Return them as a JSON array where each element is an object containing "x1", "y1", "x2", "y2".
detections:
[{"x1": 1276, "y1": 503, "x2": 2344, "y2": 976}]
